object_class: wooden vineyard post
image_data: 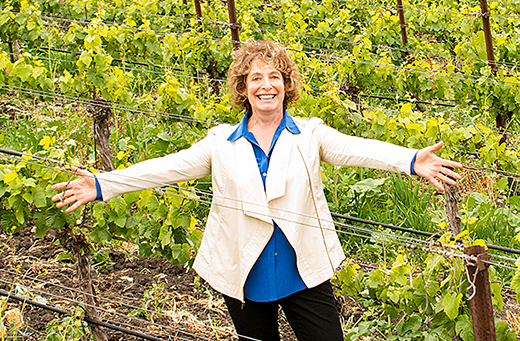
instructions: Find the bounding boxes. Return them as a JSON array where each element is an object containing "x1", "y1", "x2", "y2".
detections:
[
  {"x1": 464, "y1": 245, "x2": 497, "y2": 341},
  {"x1": 479, "y1": 0, "x2": 498, "y2": 74},
  {"x1": 396, "y1": 0, "x2": 408, "y2": 46},
  {"x1": 7, "y1": 34, "x2": 15, "y2": 63},
  {"x1": 226, "y1": 0, "x2": 241, "y2": 50},
  {"x1": 478, "y1": 0, "x2": 511, "y2": 146},
  {"x1": 194, "y1": 0, "x2": 203, "y2": 30},
  {"x1": 89, "y1": 99, "x2": 115, "y2": 172}
]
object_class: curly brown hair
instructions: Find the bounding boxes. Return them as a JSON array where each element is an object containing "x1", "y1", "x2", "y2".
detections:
[{"x1": 227, "y1": 40, "x2": 301, "y2": 113}]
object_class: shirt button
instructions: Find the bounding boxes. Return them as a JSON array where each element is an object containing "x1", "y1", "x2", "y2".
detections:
[
  {"x1": 263, "y1": 172, "x2": 267, "y2": 177},
  {"x1": 275, "y1": 252, "x2": 278, "y2": 256}
]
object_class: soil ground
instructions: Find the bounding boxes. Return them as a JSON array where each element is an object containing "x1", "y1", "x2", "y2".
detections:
[{"x1": 0, "y1": 224, "x2": 310, "y2": 340}]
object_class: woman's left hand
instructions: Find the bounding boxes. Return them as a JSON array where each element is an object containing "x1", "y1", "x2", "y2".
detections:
[{"x1": 413, "y1": 141, "x2": 463, "y2": 191}]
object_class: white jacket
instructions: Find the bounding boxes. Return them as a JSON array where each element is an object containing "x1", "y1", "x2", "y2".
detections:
[{"x1": 97, "y1": 117, "x2": 417, "y2": 301}]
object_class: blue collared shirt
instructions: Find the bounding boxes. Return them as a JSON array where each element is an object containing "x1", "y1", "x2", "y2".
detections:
[{"x1": 228, "y1": 111, "x2": 307, "y2": 302}]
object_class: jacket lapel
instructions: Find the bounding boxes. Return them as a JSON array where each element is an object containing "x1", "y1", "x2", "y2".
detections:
[
  {"x1": 265, "y1": 130, "x2": 290, "y2": 203},
  {"x1": 235, "y1": 138, "x2": 272, "y2": 224}
]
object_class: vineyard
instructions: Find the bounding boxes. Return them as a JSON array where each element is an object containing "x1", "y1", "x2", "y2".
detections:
[{"x1": 2, "y1": 0, "x2": 520, "y2": 339}]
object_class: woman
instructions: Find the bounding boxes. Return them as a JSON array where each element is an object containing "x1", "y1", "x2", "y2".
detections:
[{"x1": 52, "y1": 40, "x2": 462, "y2": 340}]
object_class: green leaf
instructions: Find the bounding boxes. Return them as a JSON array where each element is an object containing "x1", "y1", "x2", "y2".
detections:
[
  {"x1": 89, "y1": 228, "x2": 112, "y2": 243},
  {"x1": 495, "y1": 321, "x2": 517, "y2": 341},
  {"x1": 145, "y1": 195, "x2": 159, "y2": 211},
  {"x1": 157, "y1": 132, "x2": 173, "y2": 142},
  {"x1": 114, "y1": 215, "x2": 127, "y2": 227},
  {"x1": 32, "y1": 185, "x2": 47, "y2": 208},
  {"x1": 78, "y1": 51, "x2": 92, "y2": 68},
  {"x1": 21, "y1": 192, "x2": 33, "y2": 204},
  {"x1": 109, "y1": 196, "x2": 127, "y2": 216},
  {"x1": 55, "y1": 253, "x2": 73, "y2": 262},
  {"x1": 159, "y1": 224, "x2": 172, "y2": 248},
  {"x1": 508, "y1": 196, "x2": 520, "y2": 208},
  {"x1": 441, "y1": 291, "x2": 462, "y2": 320},
  {"x1": 455, "y1": 315, "x2": 473, "y2": 341},
  {"x1": 367, "y1": 269, "x2": 384, "y2": 288},
  {"x1": 510, "y1": 271, "x2": 520, "y2": 303},
  {"x1": 490, "y1": 282, "x2": 503, "y2": 312}
]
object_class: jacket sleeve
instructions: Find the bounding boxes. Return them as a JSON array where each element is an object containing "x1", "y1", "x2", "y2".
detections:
[
  {"x1": 96, "y1": 127, "x2": 217, "y2": 201},
  {"x1": 311, "y1": 118, "x2": 418, "y2": 174}
]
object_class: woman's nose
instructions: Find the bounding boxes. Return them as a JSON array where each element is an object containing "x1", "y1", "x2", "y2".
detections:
[{"x1": 261, "y1": 77, "x2": 272, "y2": 89}]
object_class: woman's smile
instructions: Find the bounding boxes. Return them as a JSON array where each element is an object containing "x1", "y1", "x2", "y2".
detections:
[{"x1": 247, "y1": 59, "x2": 285, "y2": 116}]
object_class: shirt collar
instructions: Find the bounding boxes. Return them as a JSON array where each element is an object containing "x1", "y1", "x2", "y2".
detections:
[{"x1": 227, "y1": 111, "x2": 301, "y2": 142}]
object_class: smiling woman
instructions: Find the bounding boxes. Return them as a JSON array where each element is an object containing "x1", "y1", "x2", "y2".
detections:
[{"x1": 52, "y1": 40, "x2": 462, "y2": 341}]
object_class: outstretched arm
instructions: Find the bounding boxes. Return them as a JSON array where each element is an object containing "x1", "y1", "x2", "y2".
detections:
[
  {"x1": 51, "y1": 167, "x2": 98, "y2": 213},
  {"x1": 413, "y1": 141, "x2": 462, "y2": 191}
]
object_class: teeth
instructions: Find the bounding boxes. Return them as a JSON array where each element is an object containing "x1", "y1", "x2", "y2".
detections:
[{"x1": 259, "y1": 95, "x2": 275, "y2": 100}]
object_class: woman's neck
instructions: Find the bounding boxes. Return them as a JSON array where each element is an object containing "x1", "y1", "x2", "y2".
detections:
[{"x1": 247, "y1": 110, "x2": 284, "y2": 154}]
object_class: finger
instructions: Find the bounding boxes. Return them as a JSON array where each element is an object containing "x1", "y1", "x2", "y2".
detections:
[
  {"x1": 438, "y1": 173, "x2": 457, "y2": 186},
  {"x1": 442, "y1": 168, "x2": 462, "y2": 180},
  {"x1": 55, "y1": 195, "x2": 77, "y2": 208},
  {"x1": 51, "y1": 192, "x2": 66, "y2": 202},
  {"x1": 65, "y1": 201, "x2": 84, "y2": 213},
  {"x1": 442, "y1": 160, "x2": 463, "y2": 169},
  {"x1": 429, "y1": 177, "x2": 445, "y2": 192},
  {"x1": 51, "y1": 181, "x2": 70, "y2": 191},
  {"x1": 427, "y1": 141, "x2": 444, "y2": 153},
  {"x1": 51, "y1": 189, "x2": 71, "y2": 202}
]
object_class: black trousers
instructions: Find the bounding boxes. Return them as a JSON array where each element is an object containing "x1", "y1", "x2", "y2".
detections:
[{"x1": 223, "y1": 281, "x2": 343, "y2": 341}]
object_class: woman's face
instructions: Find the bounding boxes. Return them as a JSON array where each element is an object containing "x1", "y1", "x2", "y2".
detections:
[{"x1": 246, "y1": 59, "x2": 285, "y2": 117}]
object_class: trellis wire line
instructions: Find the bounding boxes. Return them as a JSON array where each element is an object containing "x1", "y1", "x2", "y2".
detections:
[
  {"x1": 48, "y1": 0, "x2": 517, "y2": 42},
  {"x1": 14, "y1": 51, "x2": 193, "y2": 78},
  {"x1": 255, "y1": 8, "x2": 465, "y2": 33},
  {"x1": 32, "y1": 45, "x2": 186, "y2": 72},
  {"x1": 12, "y1": 43, "x2": 513, "y2": 98},
  {"x1": 0, "y1": 156, "x2": 436, "y2": 255},
  {"x1": 480, "y1": 259, "x2": 518, "y2": 271},
  {"x1": 355, "y1": 102, "x2": 520, "y2": 139},
  {"x1": 0, "y1": 286, "x2": 216, "y2": 341},
  {"x1": 3, "y1": 12, "x2": 232, "y2": 45},
  {"x1": 48, "y1": 1, "x2": 233, "y2": 28},
  {"x1": 17, "y1": 151, "x2": 520, "y2": 264},
  {"x1": 7, "y1": 21, "x2": 520, "y2": 88},
  {"x1": 0, "y1": 150, "x2": 483, "y2": 254},
  {"x1": 331, "y1": 212, "x2": 520, "y2": 256},
  {"x1": 332, "y1": 0, "x2": 499, "y2": 18},
  {"x1": 9, "y1": 9, "x2": 520, "y2": 73},
  {"x1": 489, "y1": 253, "x2": 520, "y2": 265},
  {"x1": 3, "y1": 158, "x2": 519, "y2": 282},
  {"x1": 5, "y1": 80, "x2": 520, "y2": 145},
  {"x1": 0, "y1": 267, "x2": 246, "y2": 341},
  {"x1": 0, "y1": 62, "x2": 520, "y2": 135},
  {"x1": 2, "y1": 64, "x2": 481, "y2": 131},
  {"x1": 287, "y1": 47, "x2": 520, "y2": 90},
  {"x1": 0, "y1": 84, "x2": 219, "y2": 126},
  {"x1": 245, "y1": 24, "x2": 520, "y2": 71},
  {"x1": 8, "y1": 51, "x2": 520, "y2": 134},
  {"x1": 4, "y1": 145, "x2": 520, "y2": 259},
  {"x1": 0, "y1": 83, "x2": 483, "y2": 139},
  {"x1": 20, "y1": 0, "x2": 520, "y2": 24},
  {"x1": 0, "y1": 291, "x2": 178, "y2": 341},
  {"x1": 0, "y1": 150, "x2": 443, "y2": 249}
]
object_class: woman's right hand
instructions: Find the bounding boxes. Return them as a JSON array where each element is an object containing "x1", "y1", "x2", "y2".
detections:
[{"x1": 51, "y1": 166, "x2": 98, "y2": 213}]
